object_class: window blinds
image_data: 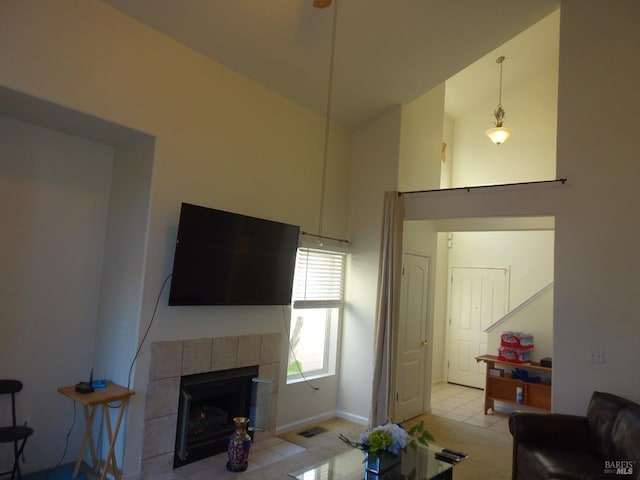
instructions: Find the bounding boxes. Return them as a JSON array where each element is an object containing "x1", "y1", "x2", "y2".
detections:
[{"x1": 292, "y1": 248, "x2": 345, "y2": 309}]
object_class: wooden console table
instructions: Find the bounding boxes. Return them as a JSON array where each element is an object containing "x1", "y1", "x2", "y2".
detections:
[
  {"x1": 57, "y1": 382, "x2": 134, "y2": 480},
  {"x1": 475, "y1": 354, "x2": 551, "y2": 414}
]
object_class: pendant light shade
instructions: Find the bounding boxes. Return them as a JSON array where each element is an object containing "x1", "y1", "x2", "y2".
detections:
[
  {"x1": 486, "y1": 56, "x2": 512, "y2": 145},
  {"x1": 485, "y1": 126, "x2": 512, "y2": 145}
]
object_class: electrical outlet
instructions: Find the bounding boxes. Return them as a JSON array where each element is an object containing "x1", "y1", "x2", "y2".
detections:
[{"x1": 588, "y1": 350, "x2": 605, "y2": 364}]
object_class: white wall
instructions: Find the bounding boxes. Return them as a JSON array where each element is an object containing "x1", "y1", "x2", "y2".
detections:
[
  {"x1": 449, "y1": 231, "x2": 554, "y2": 309},
  {"x1": 92, "y1": 138, "x2": 155, "y2": 463},
  {"x1": 441, "y1": 113, "x2": 454, "y2": 189},
  {"x1": 0, "y1": 1, "x2": 352, "y2": 476},
  {"x1": 399, "y1": 84, "x2": 446, "y2": 192},
  {"x1": 94, "y1": 138, "x2": 155, "y2": 386},
  {"x1": 341, "y1": 83, "x2": 446, "y2": 423},
  {"x1": 552, "y1": 0, "x2": 640, "y2": 413},
  {"x1": 340, "y1": 106, "x2": 402, "y2": 423},
  {"x1": 449, "y1": 231, "x2": 554, "y2": 368},
  {"x1": 0, "y1": 115, "x2": 115, "y2": 471},
  {"x1": 448, "y1": 12, "x2": 559, "y2": 187},
  {"x1": 487, "y1": 286, "x2": 554, "y2": 361},
  {"x1": 451, "y1": 68, "x2": 558, "y2": 186}
]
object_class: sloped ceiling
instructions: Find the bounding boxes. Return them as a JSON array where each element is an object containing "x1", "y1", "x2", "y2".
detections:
[{"x1": 99, "y1": 0, "x2": 560, "y2": 129}]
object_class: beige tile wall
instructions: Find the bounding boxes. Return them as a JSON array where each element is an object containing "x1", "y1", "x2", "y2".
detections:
[{"x1": 141, "y1": 333, "x2": 281, "y2": 478}]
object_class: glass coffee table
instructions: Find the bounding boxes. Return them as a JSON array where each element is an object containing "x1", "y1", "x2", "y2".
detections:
[{"x1": 288, "y1": 444, "x2": 466, "y2": 480}]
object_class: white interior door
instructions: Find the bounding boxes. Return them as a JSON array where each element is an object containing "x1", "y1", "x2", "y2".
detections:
[
  {"x1": 395, "y1": 253, "x2": 430, "y2": 421},
  {"x1": 447, "y1": 267, "x2": 508, "y2": 388}
]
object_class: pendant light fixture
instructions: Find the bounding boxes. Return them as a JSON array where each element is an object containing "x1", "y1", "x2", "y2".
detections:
[{"x1": 485, "y1": 56, "x2": 512, "y2": 145}]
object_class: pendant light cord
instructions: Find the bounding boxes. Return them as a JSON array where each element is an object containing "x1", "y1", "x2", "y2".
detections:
[
  {"x1": 498, "y1": 57, "x2": 503, "y2": 106},
  {"x1": 318, "y1": 0, "x2": 339, "y2": 239}
]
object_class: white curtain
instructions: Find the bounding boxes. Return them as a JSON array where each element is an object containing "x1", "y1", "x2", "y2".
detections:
[{"x1": 369, "y1": 191, "x2": 404, "y2": 428}]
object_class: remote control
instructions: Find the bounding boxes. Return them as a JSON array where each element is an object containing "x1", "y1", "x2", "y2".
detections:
[
  {"x1": 435, "y1": 451, "x2": 462, "y2": 463},
  {"x1": 442, "y1": 448, "x2": 467, "y2": 458}
]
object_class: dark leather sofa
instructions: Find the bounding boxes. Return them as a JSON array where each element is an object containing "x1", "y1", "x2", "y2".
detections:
[{"x1": 509, "y1": 391, "x2": 640, "y2": 480}]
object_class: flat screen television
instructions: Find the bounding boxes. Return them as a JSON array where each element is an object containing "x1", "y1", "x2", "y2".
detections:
[{"x1": 168, "y1": 203, "x2": 300, "y2": 306}]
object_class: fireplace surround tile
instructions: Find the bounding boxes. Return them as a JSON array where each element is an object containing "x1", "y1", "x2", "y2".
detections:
[
  {"x1": 237, "y1": 334, "x2": 261, "y2": 367},
  {"x1": 260, "y1": 333, "x2": 281, "y2": 364},
  {"x1": 145, "y1": 377, "x2": 180, "y2": 419},
  {"x1": 211, "y1": 336, "x2": 238, "y2": 371},
  {"x1": 142, "y1": 333, "x2": 282, "y2": 479},
  {"x1": 182, "y1": 337, "x2": 213, "y2": 375},
  {"x1": 142, "y1": 414, "x2": 177, "y2": 458},
  {"x1": 258, "y1": 362, "x2": 280, "y2": 393},
  {"x1": 149, "y1": 340, "x2": 183, "y2": 380}
]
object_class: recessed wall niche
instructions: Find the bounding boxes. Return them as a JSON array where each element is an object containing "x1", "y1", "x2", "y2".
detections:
[{"x1": 0, "y1": 85, "x2": 154, "y2": 473}]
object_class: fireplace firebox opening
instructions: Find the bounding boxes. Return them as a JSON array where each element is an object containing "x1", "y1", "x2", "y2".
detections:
[{"x1": 174, "y1": 365, "x2": 258, "y2": 468}]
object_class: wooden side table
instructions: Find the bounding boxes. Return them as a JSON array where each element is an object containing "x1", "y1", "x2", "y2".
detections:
[
  {"x1": 475, "y1": 354, "x2": 551, "y2": 414},
  {"x1": 57, "y1": 382, "x2": 134, "y2": 480}
]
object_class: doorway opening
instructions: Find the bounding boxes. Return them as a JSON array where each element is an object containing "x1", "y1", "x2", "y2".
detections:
[{"x1": 397, "y1": 217, "x2": 555, "y2": 427}]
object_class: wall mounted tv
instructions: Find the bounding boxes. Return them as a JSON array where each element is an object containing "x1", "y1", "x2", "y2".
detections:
[{"x1": 168, "y1": 203, "x2": 300, "y2": 306}]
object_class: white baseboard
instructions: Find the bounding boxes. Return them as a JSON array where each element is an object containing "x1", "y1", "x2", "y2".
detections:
[
  {"x1": 275, "y1": 410, "x2": 338, "y2": 435},
  {"x1": 335, "y1": 410, "x2": 367, "y2": 426},
  {"x1": 275, "y1": 409, "x2": 368, "y2": 435}
]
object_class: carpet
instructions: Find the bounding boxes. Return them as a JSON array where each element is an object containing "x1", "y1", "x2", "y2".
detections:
[
  {"x1": 21, "y1": 464, "x2": 87, "y2": 480},
  {"x1": 405, "y1": 414, "x2": 512, "y2": 480}
]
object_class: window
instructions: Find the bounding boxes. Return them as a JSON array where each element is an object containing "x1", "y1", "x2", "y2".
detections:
[{"x1": 287, "y1": 247, "x2": 345, "y2": 382}]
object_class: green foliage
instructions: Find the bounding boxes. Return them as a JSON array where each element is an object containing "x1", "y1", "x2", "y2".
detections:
[
  {"x1": 406, "y1": 421, "x2": 435, "y2": 451},
  {"x1": 367, "y1": 430, "x2": 393, "y2": 454},
  {"x1": 287, "y1": 360, "x2": 303, "y2": 375}
]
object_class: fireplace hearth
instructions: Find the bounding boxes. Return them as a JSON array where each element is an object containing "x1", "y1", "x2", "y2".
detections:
[{"x1": 174, "y1": 366, "x2": 258, "y2": 468}]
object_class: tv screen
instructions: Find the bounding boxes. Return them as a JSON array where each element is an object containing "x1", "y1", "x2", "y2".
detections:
[{"x1": 168, "y1": 203, "x2": 300, "y2": 306}]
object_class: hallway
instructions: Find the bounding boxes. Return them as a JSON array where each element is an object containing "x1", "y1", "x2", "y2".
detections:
[{"x1": 430, "y1": 382, "x2": 511, "y2": 433}]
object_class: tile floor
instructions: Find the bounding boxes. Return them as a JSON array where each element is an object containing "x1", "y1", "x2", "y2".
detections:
[
  {"x1": 156, "y1": 436, "x2": 306, "y2": 480},
  {"x1": 430, "y1": 382, "x2": 513, "y2": 433}
]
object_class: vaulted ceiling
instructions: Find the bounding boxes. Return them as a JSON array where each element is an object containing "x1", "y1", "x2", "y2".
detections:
[{"x1": 99, "y1": 0, "x2": 560, "y2": 129}]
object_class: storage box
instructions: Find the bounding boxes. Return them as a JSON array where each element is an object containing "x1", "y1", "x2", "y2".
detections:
[
  {"x1": 500, "y1": 331, "x2": 534, "y2": 349},
  {"x1": 489, "y1": 368, "x2": 505, "y2": 377},
  {"x1": 498, "y1": 345, "x2": 532, "y2": 363}
]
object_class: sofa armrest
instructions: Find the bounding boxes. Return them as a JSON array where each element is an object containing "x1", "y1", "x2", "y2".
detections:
[{"x1": 509, "y1": 412, "x2": 591, "y2": 451}]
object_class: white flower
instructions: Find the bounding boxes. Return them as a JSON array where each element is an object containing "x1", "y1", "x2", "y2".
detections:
[{"x1": 380, "y1": 423, "x2": 409, "y2": 454}]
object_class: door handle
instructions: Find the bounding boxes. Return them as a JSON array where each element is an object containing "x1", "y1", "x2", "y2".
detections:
[{"x1": 421, "y1": 340, "x2": 428, "y2": 347}]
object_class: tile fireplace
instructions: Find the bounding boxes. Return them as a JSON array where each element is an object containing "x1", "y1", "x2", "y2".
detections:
[{"x1": 141, "y1": 334, "x2": 280, "y2": 479}]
